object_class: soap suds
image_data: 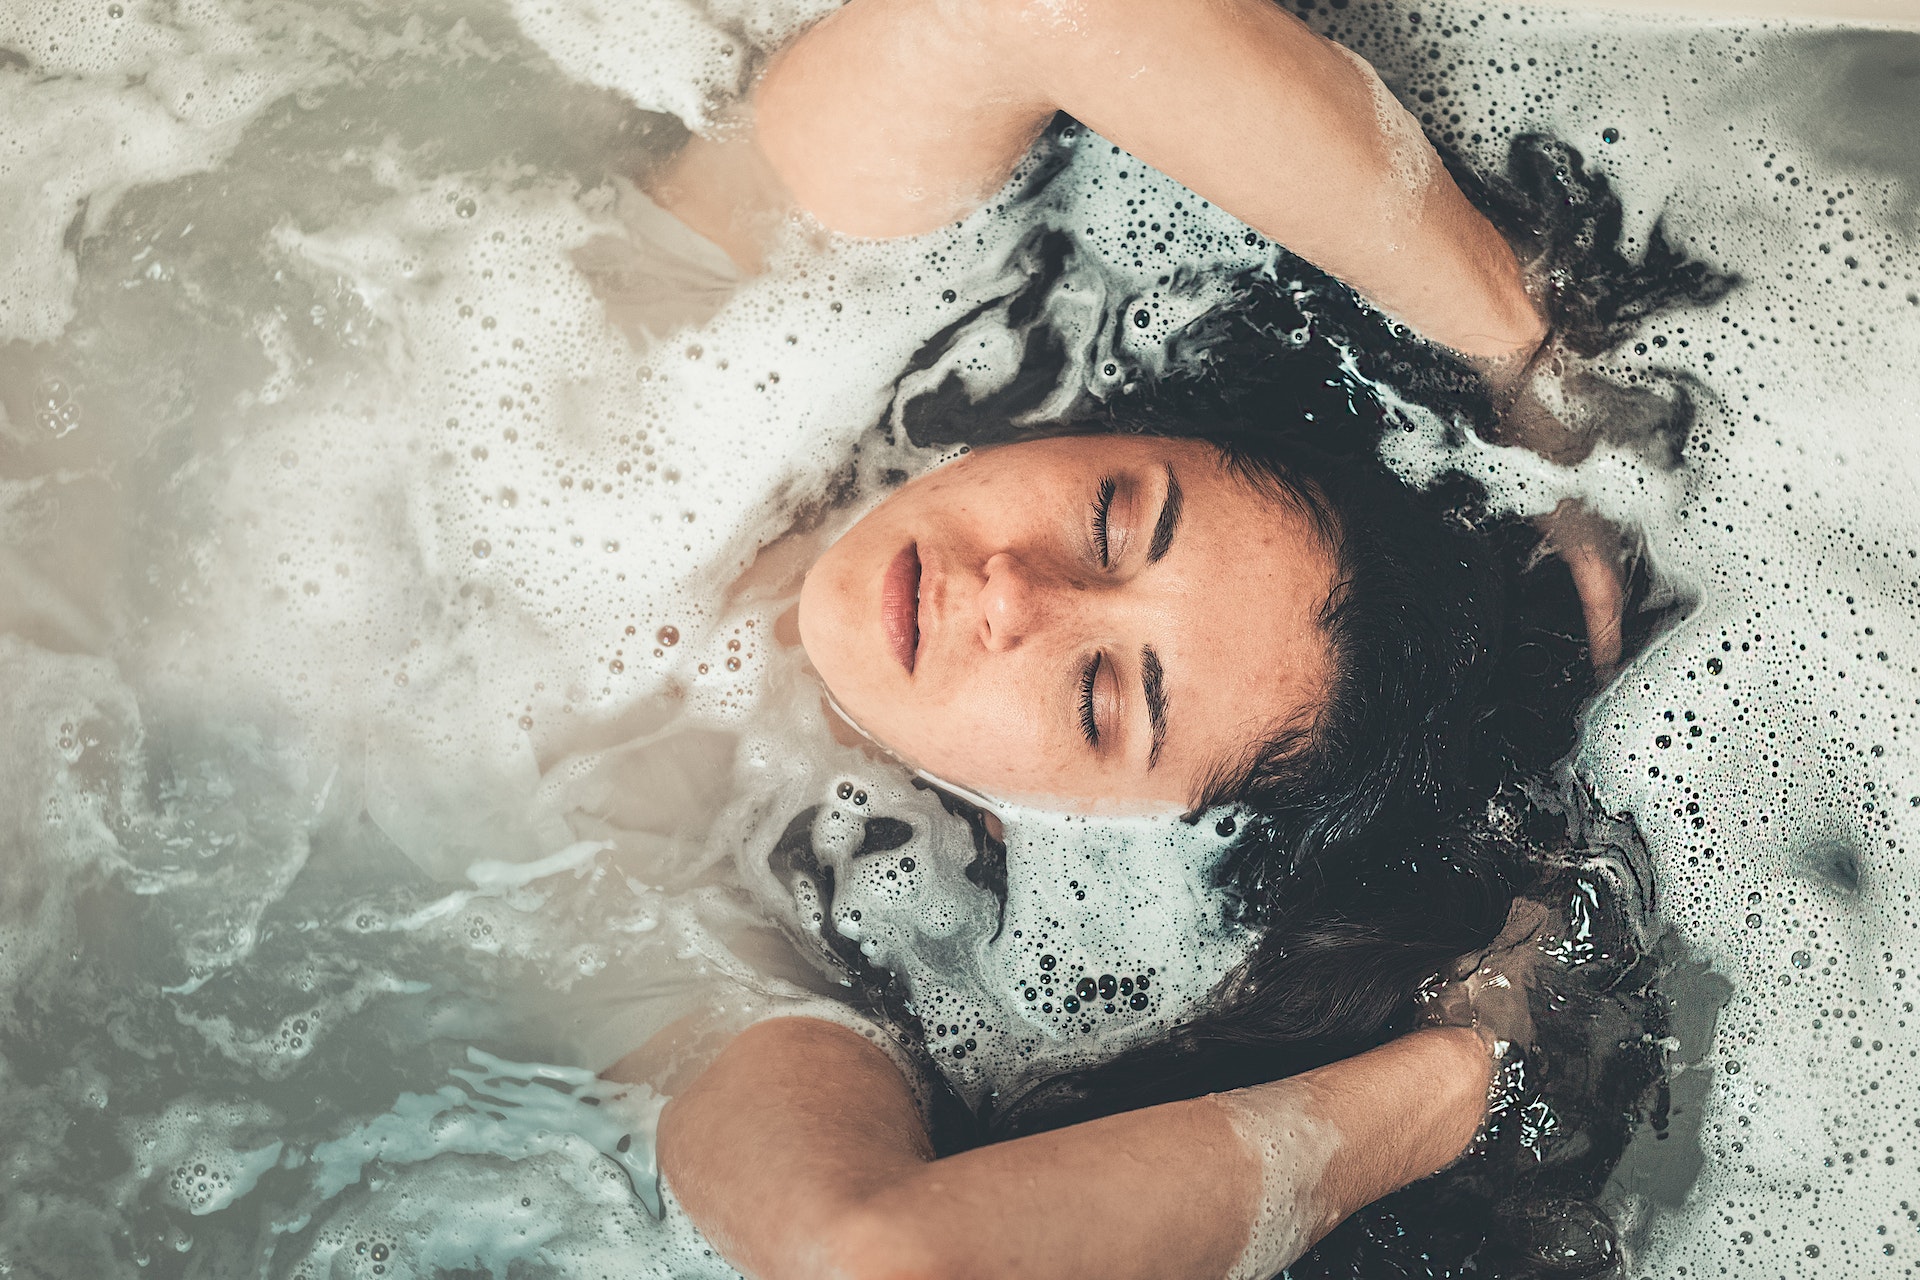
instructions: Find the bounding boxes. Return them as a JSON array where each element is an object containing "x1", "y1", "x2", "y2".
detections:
[
  {"x1": 1331, "y1": 38, "x2": 1444, "y2": 251},
  {"x1": 0, "y1": 2, "x2": 1915, "y2": 1277},
  {"x1": 1216, "y1": 1083, "x2": 1343, "y2": 1280}
]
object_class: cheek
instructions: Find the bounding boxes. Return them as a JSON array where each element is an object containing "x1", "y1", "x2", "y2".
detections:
[
  {"x1": 900, "y1": 668, "x2": 1082, "y2": 794},
  {"x1": 796, "y1": 552, "x2": 880, "y2": 714},
  {"x1": 932, "y1": 457, "x2": 1071, "y2": 536},
  {"x1": 796, "y1": 558, "x2": 849, "y2": 662}
]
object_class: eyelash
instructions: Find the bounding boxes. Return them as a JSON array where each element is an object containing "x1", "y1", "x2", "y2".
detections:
[
  {"x1": 1091, "y1": 476, "x2": 1117, "y2": 568},
  {"x1": 1079, "y1": 653, "x2": 1102, "y2": 747}
]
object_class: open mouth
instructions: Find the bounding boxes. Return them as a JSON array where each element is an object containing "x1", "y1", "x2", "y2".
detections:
[{"x1": 882, "y1": 542, "x2": 922, "y2": 674}]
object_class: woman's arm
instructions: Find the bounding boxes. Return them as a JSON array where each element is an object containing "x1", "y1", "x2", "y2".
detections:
[
  {"x1": 651, "y1": 0, "x2": 1545, "y2": 362},
  {"x1": 647, "y1": 0, "x2": 1625, "y2": 663},
  {"x1": 622, "y1": 1018, "x2": 1491, "y2": 1280}
]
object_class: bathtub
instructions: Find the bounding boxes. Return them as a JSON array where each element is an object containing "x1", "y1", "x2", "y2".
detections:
[{"x1": 1, "y1": 1, "x2": 1916, "y2": 1277}]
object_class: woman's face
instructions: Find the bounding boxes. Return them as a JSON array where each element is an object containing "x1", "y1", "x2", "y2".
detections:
[{"x1": 797, "y1": 435, "x2": 1338, "y2": 812}]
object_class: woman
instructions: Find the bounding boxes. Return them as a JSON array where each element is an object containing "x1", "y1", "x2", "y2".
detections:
[
  {"x1": 631, "y1": 0, "x2": 1634, "y2": 808},
  {"x1": 593, "y1": 0, "x2": 1699, "y2": 1275}
]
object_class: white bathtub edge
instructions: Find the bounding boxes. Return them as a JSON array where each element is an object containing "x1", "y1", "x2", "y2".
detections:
[{"x1": 1513, "y1": 0, "x2": 1920, "y2": 31}]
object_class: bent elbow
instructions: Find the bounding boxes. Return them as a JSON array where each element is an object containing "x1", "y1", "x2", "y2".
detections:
[{"x1": 814, "y1": 1206, "x2": 952, "y2": 1280}]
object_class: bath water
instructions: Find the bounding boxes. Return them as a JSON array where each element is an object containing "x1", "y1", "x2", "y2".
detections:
[{"x1": 0, "y1": 0, "x2": 1916, "y2": 1276}]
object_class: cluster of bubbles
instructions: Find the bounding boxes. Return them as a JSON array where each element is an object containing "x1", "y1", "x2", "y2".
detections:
[
  {"x1": 0, "y1": 0, "x2": 1916, "y2": 1276},
  {"x1": 1321, "y1": 3, "x2": 1920, "y2": 1274},
  {"x1": 735, "y1": 716, "x2": 1256, "y2": 1111}
]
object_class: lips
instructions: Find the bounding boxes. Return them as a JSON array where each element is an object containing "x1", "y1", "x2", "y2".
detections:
[{"x1": 882, "y1": 542, "x2": 922, "y2": 673}]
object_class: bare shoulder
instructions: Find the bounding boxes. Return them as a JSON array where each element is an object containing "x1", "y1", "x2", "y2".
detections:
[{"x1": 692, "y1": 1014, "x2": 918, "y2": 1100}]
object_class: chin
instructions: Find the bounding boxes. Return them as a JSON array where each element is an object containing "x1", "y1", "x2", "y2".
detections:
[
  {"x1": 794, "y1": 571, "x2": 861, "y2": 708},
  {"x1": 793, "y1": 571, "x2": 833, "y2": 676}
]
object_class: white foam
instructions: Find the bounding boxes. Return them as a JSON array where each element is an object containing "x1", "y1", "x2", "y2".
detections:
[
  {"x1": 1, "y1": 0, "x2": 1918, "y2": 1275},
  {"x1": 0, "y1": 0, "x2": 342, "y2": 344},
  {"x1": 1330, "y1": 7, "x2": 1920, "y2": 1271},
  {"x1": 506, "y1": 0, "x2": 840, "y2": 131},
  {"x1": 120, "y1": 1097, "x2": 284, "y2": 1218},
  {"x1": 1216, "y1": 1084, "x2": 1343, "y2": 1280},
  {"x1": 1331, "y1": 39, "x2": 1445, "y2": 254}
]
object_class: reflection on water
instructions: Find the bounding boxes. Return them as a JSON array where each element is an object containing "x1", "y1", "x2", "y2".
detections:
[{"x1": 1, "y1": 0, "x2": 1918, "y2": 1276}]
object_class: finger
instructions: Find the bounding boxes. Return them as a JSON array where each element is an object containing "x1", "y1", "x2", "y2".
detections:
[
  {"x1": 1536, "y1": 500, "x2": 1626, "y2": 675},
  {"x1": 1500, "y1": 898, "x2": 1551, "y2": 944},
  {"x1": 1565, "y1": 543, "x2": 1625, "y2": 674}
]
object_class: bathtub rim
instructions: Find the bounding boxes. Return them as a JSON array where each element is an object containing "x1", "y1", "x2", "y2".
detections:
[{"x1": 1514, "y1": 0, "x2": 1920, "y2": 30}]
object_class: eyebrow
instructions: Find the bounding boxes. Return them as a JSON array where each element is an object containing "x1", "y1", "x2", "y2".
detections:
[
  {"x1": 1147, "y1": 464, "x2": 1183, "y2": 564},
  {"x1": 1142, "y1": 645, "x2": 1169, "y2": 769}
]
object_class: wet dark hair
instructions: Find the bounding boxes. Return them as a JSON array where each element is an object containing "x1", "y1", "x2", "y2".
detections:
[
  {"x1": 911, "y1": 313, "x2": 1519, "y2": 1150},
  {"x1": 862, "y1": 131, "x2": 1733, "y2": 1277}
]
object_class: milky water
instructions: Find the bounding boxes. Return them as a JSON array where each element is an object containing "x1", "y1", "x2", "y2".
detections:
[{"x1": 1, "y1": 0, "x2": 1917, "y2": 1276}]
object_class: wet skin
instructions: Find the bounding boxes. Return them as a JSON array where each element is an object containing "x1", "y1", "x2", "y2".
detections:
[{"x1": 796, "y1": 435, "x2": 1338, "y2": 812}]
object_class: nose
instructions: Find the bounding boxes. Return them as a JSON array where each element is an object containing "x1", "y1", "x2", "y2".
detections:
[{"x1": 976, "y1": 551, "x2": 1058, "y2": 651}]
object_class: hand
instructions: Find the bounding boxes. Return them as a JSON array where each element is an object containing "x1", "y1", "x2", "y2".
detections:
[
  {"x1": 1477, "y1": 341, "x2": 1628, "y2": 677},
  {"x1": 1417, "y1": 898, "x2": 1550, "y2": 1058},
  {"x1": 1535, "y1": 499, "x2": 1625, "y2": 676}
]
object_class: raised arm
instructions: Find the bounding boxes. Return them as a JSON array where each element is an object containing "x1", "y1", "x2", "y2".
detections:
[
  {"x1": 627, "y1": 1018, "x2": 1492, "y2": 1280},
  {"x1": 649, "y1": 0, "x2": 1624, "y2": 665},
  {"x1": 651, "y1": 0, "x2": 1546, "y2": 363}
]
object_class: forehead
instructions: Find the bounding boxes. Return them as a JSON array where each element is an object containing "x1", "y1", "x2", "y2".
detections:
[{"x1": 1149, "y1": 448, "x2": 1337, "y2": 788}]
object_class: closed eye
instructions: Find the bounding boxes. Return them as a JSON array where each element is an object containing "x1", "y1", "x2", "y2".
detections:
[
  {"x1": 1079, "y1": 652, "x2": 1103, "y2": 747},
  {"x1": 1090, "y1": 476, "x2": 1117, "y2": 568}
]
